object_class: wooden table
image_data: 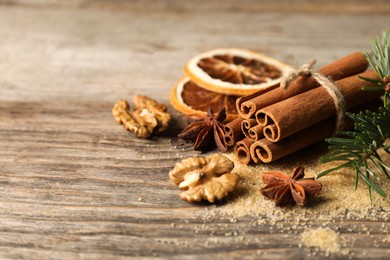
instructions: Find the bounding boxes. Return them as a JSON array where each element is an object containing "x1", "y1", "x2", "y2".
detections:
[{"x1": 1, "y1": 1, "x2": 390, "y2": 258}]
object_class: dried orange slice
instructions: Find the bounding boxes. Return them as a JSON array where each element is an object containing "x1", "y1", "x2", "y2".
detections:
[
  {"x1": 170, "y1": 77, "x2": 238, "y2": 121},
  {"x1": 185, "y1": 48, "x2": 293, "y2": 95}
]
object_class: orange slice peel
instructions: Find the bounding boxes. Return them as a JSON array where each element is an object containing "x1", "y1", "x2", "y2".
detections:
[
  {"x1": 170, "y1": 77, "x2": 239, "y2": 122},
  {"x1": 184, "y1": 48, "x2": 293, "y2": 95}
]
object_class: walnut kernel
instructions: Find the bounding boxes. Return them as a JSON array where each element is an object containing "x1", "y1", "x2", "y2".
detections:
[
  {"x1": 133, "y1": 95, "x2": 171, "y2": 133},
  {"x1": 112, "y1": 95, "x2": 171, "y2": 138},
  {"x1": 169, "y1": 154, "x2": 239, "y2": 203},
  {"x1": 112, "y1": 100, "x2": 152, "y2": 138}
]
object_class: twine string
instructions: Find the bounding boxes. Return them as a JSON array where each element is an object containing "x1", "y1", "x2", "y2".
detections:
[{"x1": 280, "y1": 61, "x2": 347, "y2": 132}]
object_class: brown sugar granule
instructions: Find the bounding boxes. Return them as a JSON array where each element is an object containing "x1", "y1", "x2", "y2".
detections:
[
  {"x1": 301, "y1": 228, "x2": 341, "y2": 254},
  {"x1": 209, "y1": 146, "x2": 390, "y2": 220}
]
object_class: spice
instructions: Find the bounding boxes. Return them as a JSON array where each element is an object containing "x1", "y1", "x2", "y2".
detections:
[
  {"x1": 256, "y1": 70, "x2": 381, "y2": 143},
  {"x1": 236, "y1": 70, "x2": 382, "y2": 164},
  {"x1": 234, "y1": 138, "x2": 254, "y2": 165},
  {"x1": 169, "y1": 154, "x2": 239, "y2": 203},
  {"x1": 241, "y1": 119, "x2": 258, "y2": 140},
  {"x1": 112, "y1": 95, "x2": 171, "y2": 138},
  {"x1": 178, "y1": 107, "x2": 228, "y2": 152},
  {"x1": 236, "y1": 52, "x2": 368, "y2": 119},
  {"x1": 260, "y1": 166, "x2": 322, "y2": 206},
  {"x1": 223, "y1": 117, "x2": 244, "y2": 147}
]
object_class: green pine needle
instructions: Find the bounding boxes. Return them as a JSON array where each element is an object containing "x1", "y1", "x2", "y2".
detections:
[{"x1": 318, "y1": 30, "x2": 390, "y2": 199}]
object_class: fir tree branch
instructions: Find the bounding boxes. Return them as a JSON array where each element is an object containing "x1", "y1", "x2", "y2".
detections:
[{"x1": 318, "y1": 30, "x2": 390, "y2": 198}]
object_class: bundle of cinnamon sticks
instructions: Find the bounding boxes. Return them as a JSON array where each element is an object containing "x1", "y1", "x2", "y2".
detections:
[{"x1": 223, "y1": 52, "x2": 383, "y2": 164}]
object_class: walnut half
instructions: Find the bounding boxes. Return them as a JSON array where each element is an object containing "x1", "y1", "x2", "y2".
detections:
[
  {"x1": 169, "y1": 154, "x2": 239, "y2": 203},
  {"x1": 112, "y1": 95, "x2": 171, "y2": 138}
]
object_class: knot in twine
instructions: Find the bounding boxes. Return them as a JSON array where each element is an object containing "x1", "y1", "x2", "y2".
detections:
[{"x1": 280, "y1": 60, "x2": 346, "y2": 132}]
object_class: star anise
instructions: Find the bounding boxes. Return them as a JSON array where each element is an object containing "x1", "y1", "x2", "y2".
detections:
[
  {"x1": 178, "y1": 107, "x2": 227, "y2": 152},
  {"x1": 260, "y1": 166, "x2": 322, "y2": 206}
]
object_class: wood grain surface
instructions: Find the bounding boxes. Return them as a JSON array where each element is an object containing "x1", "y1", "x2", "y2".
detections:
[{"x1": 1, "y1": 1, "x2": 390, "y2": 259}]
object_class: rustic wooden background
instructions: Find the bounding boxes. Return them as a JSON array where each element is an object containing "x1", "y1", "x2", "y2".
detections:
[{"x1": 1, "y1": 0, "x2": 390, "y2": 258}]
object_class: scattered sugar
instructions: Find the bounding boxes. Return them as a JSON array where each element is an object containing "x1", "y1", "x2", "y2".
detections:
[
  {"x1": 382, "y1": 235, "x2": 390, "y2": 243},
  {"x1": 301, "y1": 228, "x2": 341, "y2": 254},
  {"x1": 196, "y1": 147, "x2": 390, "y2": 256},
  {"x1": 212, "y1": 148, "x2": 390, "y2": 220}
]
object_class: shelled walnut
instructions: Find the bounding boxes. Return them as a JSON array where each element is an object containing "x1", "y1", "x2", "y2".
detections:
[
  {"x1": 169, "y1": 154, "x2": 239, "y2": 203},
  {"x1": 112, "y1": 95, "x2": 171, "y2": 138}
]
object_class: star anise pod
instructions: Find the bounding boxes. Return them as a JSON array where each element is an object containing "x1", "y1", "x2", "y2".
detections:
[
  {"x1": 178, "y1": 107, "x2": 227, "y2": 152},
  {"x1": 260, "y1": 166, "x2": 322, "y2": 206}
]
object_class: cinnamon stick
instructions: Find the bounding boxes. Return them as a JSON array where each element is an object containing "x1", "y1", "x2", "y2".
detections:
[
  {"x1": 250, "y1": 99, "x2": 382, "y2": 163},
  {"x1": 250, "y1": 119, "x2": 333, "y2": 163},
  {"x1": 258, "y1": 70, "x2": 382, "y2": 142},
  {"x1": 236, "y1": 52, "x2": 368, "y2": 119},
  {"x1": 223, "y1": 118, "x2": 244, "y2": 147},
  {"x1": 234, "y1": 138, "x2": 254, "y2": 165},
  {"x1": 241, "y1": 119, "x2": 258, "y2": 140},
  {"x1": 248, "y1": 124, "x2": 264, "y2": 141}
]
